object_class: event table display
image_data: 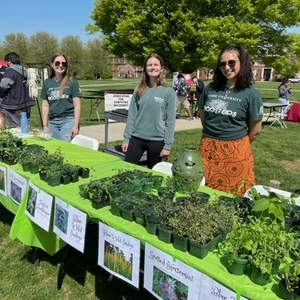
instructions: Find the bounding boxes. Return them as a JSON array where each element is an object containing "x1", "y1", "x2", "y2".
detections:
[{"x1": 0, "y1": 137, "x2": 283, "y2": 299}]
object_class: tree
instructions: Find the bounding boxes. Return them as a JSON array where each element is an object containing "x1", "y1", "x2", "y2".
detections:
[
  {"x1": 86, "y1": 0, "x2": 300, "y2": 73},
  {"x1": 60, "y1": 35, "x2": 84, "y2": 78},
  {"x1": 27, "y1": 31, "x2": 59, "y2": 64},
  {"x1": 0, "y1": 33, "x2": 29, "y2": 62},
  {"x1": 117, "y1": 64, "x2": 135, "y2": 77},
  {"x1": 85, "y1": 39, "x2": 112, "y2": 79}
]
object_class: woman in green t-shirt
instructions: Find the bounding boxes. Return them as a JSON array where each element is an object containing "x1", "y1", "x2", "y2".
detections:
[{"x1": 41, "y1": 53, "x2": 82, "y2": 142}]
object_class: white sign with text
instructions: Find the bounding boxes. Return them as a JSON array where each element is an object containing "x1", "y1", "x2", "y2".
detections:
[
  {"x1": 104, "y1": 91, "x2": 132, "y2": 111},
  {"x1": 144, "y1": 243, "x2": 203, "y2": 300},
  {"x1": 98, "y1": 222, "x2": 140, "y2": 288},
  {"x1": 25, "y1": 181, "x2": 53, "y2": 232},
  {"x1": 0, "y1": 165, "x2": 7, "y2": 196},
  {"x1": 53, "y1": 197, "x2": 87, "y2": 253}
]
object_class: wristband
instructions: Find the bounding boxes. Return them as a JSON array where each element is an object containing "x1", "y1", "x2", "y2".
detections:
[{"x1": 43, "y1": 125, "x2": 48, "y2": 127}]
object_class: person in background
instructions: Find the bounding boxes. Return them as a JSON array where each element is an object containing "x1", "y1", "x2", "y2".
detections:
[
  {"x1": 278, "y1": 79, "x2": 291, "y2": 113},
  {"x1": 0, "y1": 52, "x2": 35, "y2": 128},
  {"x1": 173, "y1": 73, "x2": 194, "y2": 120},
  {"x1": 197, "y1": 42, "x2": 263, "y2": 195},
  {"x1": 191, "y1": 75, "x2": 205, "y2": 119},
  {"x1": 0, "y1": 60, "x2": 7, "y2": 128},
  {"x1": 121, "y1": 53, "x2": 176, "y2": 169},
  {"x1": 41, "y1": 53, "x2": 81, "y2": 142}
]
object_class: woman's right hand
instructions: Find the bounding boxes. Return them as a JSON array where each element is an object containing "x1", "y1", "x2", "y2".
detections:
[
  {"x1": 42, "y1": 125, "x2": 50, "y2": 133},
  {"x1": 121, "y1": 142, "x2": 128, "y2": 152}
]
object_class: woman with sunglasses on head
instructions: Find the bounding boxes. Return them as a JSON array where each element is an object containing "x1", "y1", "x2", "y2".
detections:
[
  {"x1": 121, "y1": 53, "x2": 176, "y2": 169},
  {"x1": 197, "y1": 42, "x2": 263, "y2": 195},
  {"x1": 41, "y1": 53, "x2": 81, "y2": 142}
]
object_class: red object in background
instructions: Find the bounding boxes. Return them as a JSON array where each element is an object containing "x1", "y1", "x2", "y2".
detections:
[
  {"x1": 0, "y1": 59, "x2": 7, "y2": 67},
  {"x1": 284, "y1": 102, "x2": 300, "y2": 123}
]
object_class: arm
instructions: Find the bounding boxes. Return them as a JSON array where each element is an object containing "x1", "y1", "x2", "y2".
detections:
[
  {"x1": 41, "y1": 100, "x2": 50, "y2": 133},
  {"x1": 199, "y1": 110, "x2": 205, "y2": 127},
  {"x1": 247, "y1": 120, "x2": 262, "y2": 143},
  {"x1": 71, "y1": 97, "x2": 81, "y2": 137}
]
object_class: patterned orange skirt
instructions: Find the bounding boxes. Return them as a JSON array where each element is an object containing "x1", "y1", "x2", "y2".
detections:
[{"x1": 198, "y1": 135, "x2": 255, "y2": 196}]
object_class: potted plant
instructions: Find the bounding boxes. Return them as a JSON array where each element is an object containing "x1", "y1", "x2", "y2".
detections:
[{"x1": 45, "y1": 164, "x2": 62, "y2": 186}]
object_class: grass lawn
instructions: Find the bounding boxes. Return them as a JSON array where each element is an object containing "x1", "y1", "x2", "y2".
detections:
[{"x1": 0, "y1": 78, "x2": 300, "y2": 299}]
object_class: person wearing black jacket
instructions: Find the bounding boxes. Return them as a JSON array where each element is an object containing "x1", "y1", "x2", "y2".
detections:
[{"x1": 191, "y1": 75, "x2": 205, "y2": 118}]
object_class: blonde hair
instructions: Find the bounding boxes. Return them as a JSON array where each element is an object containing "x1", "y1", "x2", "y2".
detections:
[
  {"x1": 49, "y1": 53, "x2": 72, "y2": 97},
  {"x1": 136, "y1": 53, "x2": 169, "y2": 97}
]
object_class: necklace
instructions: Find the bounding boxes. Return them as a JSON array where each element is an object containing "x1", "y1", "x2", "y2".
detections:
[
  {"x1": 54, "y1": 77, "x2": 62, "y2": 83},
  {"x1": 224, "y1": 87, "x2": 231, "y2": 99}
]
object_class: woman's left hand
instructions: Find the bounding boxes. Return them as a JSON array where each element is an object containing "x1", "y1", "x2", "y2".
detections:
[
  {"x1": 71, "y1": 126, "x2": 79, "y2": 138},
  {"x1": 160, "y1": 149, "x2": 170, "y2": 157}
]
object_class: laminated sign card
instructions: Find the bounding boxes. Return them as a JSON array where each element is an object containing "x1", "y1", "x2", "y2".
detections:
[
  {"x1": 98, "y1": 222, "x2": 140, "y2": 288},
  {"x1": 25, "y1": 181, "x2": 53, "y2": 232},
  {"x1": 0, "y1": 165, "x2": 7, "y2": 196},
  {"x1": 144, "y1": 243, "x2": 202, "y2": 300},
  {"x1": 53, "y1": 197, "x2": 87, "y2": 253},
  {"x1": 7, "y1": 167, "x2": 27, "y2": 204}
]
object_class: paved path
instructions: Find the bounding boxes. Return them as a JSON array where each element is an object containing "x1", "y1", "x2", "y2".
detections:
[{"x1": 79, "y1": 118, "x2": 202, "y2": 144}]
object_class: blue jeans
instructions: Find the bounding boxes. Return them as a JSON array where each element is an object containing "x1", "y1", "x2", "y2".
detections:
[
  {"x1": 278, "y1": 97, "x2": 289, "y2": 113},
  {"x1": 48, "y1": 116, "x2": 74, "y2": 142}
]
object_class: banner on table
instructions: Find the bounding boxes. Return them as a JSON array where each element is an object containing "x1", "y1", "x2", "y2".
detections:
[
  {"x1": 0, "y1": 165, "x2": 7, "y2": 196},
  {"x1": 199, "y1": 272, "x2": 248, "y2": 300},
  {"x1": 7, "y1": 167, "x2": 27, "y2": 204},
  {"x1": 104, "y1": 91, "x2": 132, "y2": 111},
  {"x1": 98, "y1": 222, "x2": 140, "y2": 288},
  {"x1": 53, "y1": 197, "x2": 87, "y2": 253},
  {"x1": 25, "y1": 181, "x2": 53, "y2": 232},
  {"x1": 144, "y1": 243, "x2": 203, "y2": 300}
]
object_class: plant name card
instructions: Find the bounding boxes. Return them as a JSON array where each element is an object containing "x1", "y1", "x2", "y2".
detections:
[
  {"x1": 7, "y1": 167, "x2": 27, "y2": 205},
  {"x1": 98, "y1": 222, "x2": 140, "y2": 288},
  {"x1": 144, "y1": 243, "x2": 203, "y2": 300},
  {"x1": 25, "y1": 182, "x2": 53, "y2": 232},
  {"x1": 199, "y1": 273, "x2": 248, "y2": 300},
  {"x1": 0, "y1": 165, "x2": 7, "y2": 196},
  {"x1": 53, "y1": 197, "x2": 87, "y2": 253}
]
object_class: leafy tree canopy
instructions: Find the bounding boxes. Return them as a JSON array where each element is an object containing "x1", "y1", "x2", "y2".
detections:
[{"x1": 86, "y1": 0, "x2": 300, "y2": 73}]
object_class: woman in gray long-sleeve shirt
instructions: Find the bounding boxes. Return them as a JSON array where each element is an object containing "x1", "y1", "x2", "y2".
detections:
[{"x1": 121, "y1": 53, "x2": 176, "y2": 169}]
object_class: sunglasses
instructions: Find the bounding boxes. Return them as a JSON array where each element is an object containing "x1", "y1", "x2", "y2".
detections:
[
  {"x1": 54, "y1": 61, "x2": 67, "y2": 67},
  {"x1": 218, "y1": 60, "x2": 236, "y2": 69}
]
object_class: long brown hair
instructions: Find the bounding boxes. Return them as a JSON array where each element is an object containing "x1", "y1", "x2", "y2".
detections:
[
  {"x1": 49, "y1": 53, "x2": 72, "y2": 96},
  {"x1": 136, "y1": 53, "x2": 169, "y2": 97}
]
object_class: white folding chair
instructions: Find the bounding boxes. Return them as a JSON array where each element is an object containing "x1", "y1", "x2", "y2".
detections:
[
  {"x1": 71, "y1": 134, "x2": 99, "y2": 150},
  {"x1": 152, "y1": 161, "x2": 205, "y2": 185},
  {"x1": 270, "y1": 103, "x2": 293, "y2": 128}
]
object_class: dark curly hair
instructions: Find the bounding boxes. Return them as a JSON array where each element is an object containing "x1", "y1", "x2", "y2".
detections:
[{"x1": 213, "y1": 43, "x2": 254, "y2": 91}]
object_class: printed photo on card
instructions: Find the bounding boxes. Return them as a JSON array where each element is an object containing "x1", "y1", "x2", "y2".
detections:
[
  {"x1": 98, "y1": 222, "x2": 140, "y2": 288},
  {"x1": 53, "y1": 197, "x2": 87, "y2": 253},
  {"x1": 25, "y1": 182, "x2": 53, "y2": 232},
  {"x1": 0, "y1": 165, "x2": 7, "y2": 196},
  {"x1": 7, "y1": 167, "x2": 27, "y2": 204},
  {"x1": 144, "y1": 243, "x2": 203, "y2": 300}
]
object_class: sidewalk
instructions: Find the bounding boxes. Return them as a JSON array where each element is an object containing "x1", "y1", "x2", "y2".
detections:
[{"x1": 79, "y1": 118, "x2": 202, "y2": 144}]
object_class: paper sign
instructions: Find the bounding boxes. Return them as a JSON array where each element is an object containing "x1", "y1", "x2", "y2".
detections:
[
  {"x1": 25, "y1": 181, "x2": 53, "y2": 232},
  {"x1": 0, "y1": 165, "x2": 7, "y2": 196},
  {"x1": 7, "y1": 167, "x2": 27, "y2": 204},
  {"x1": 104, "y1": 91, "x2": 132, "y2": 111},
  {"x1": 53, "y1": 197, "x2": 87, "y2": 253},
  {"x1": 144, "y1": 243, "x2": 203, "y2": 300},
  {"x1": 200, "y1": 273, "x2": 248, "y2": 300},
  {"x1": 98, "y1": 222, "x2": 140, "y2": 288}
]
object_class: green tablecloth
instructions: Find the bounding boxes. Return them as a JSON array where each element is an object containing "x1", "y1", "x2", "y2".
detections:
[{"x1": 5, "y1": 139, "x2": 281, "y2": 299}]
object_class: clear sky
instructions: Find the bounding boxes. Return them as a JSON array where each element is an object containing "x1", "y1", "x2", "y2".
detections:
[{"x1": 0, "y1": 0, "x2": 99, "y2": 43}]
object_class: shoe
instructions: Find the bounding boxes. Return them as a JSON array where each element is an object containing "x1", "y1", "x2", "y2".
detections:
[{"x1": 188, "y1": 116, "x2": 194, "y2": 120}]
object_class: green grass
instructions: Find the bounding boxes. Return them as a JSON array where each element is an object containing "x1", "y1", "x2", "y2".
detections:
[{"x1": 1, "y1": 78, "x2": 300, "y2": 299}]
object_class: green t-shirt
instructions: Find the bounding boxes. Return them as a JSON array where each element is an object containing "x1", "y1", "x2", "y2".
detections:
[
  {"x1": 41, "y1": 78, "x2": 82, "y2": 119},
  {"x1": 197, "y1": 83, "x2": 263, "y2": 140},
  {"x1": 123, "y1": 85, "x2": 176, "y2": 150}
]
